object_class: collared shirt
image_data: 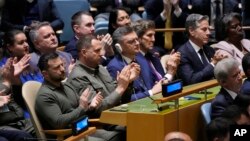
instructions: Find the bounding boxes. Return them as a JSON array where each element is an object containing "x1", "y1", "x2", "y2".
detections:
[
  {"x1": 121, "y1": 55, "x2": 133, "y2": 64},
  {"x1": 36, "y1": 80, "x2": 86, "y2": 129},
  {"x1": 224, "y1": 88, "x2": 238, "y2": 100}
]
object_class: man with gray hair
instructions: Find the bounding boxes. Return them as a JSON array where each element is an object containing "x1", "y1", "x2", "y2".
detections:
[
  {"x1": 211, "y1": 58, "x2": 242, "y2": 119},
  {"x1": 29, "y1": 21, "x2": 73, "y2": 76},
  {"x1": 177, "y1": 13, "x2": 226, "y2": 85}
]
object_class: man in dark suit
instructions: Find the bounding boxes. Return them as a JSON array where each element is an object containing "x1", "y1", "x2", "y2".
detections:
[
  {"x1": 144, "y1": 0, "x2": 241, "y2": 53},
  {"x1": 131, "y1": 20, "x2": 180, "y2": 82},
  {"x1": 2, "y1": 0, "x2": 64, "y2": 32},
  {"x1": 107, "y1": 26, "x2": 163, "y2": 101},
  {"x1": 241, "y1": 52, "x2": 250, "y2": 95},
  {"x1": 65, "y1": 11, "x2": 113, "y2": 63},
  {"x1": 177, "y1": 14, "x2": 225, "y2": 85},
  {"x1": 211, "y1": 58, "x2": 242, "y2": 119},
  {"x1": 65, "y1": 11, "x2": 95, "y2": 60}
]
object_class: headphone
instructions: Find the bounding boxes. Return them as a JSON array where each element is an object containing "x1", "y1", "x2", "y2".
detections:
[{"x1": 115, "y1": 43, "x2": 123, "y2": 54}]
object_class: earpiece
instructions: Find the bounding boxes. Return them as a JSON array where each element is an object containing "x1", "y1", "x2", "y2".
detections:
[{"x1": 115, "y1": 43, "x2": 122, "y2": 54}]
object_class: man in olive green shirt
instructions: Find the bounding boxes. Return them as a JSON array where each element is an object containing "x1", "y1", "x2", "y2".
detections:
[
  {"x1": 35, "y1": 52, "x2": 122, "y2": 140},
  {"x1": 67, "y1": 35, "x2": 140, "y2": 110}
]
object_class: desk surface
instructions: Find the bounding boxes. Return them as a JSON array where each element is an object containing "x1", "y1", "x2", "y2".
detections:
[{"x1": 100, "y1": 81, "x2": 220, "y2": 141}]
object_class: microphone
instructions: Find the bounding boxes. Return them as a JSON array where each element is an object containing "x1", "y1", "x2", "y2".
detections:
[{"x1": 146, "y1": 95, "x2": 163, "y2": 111}]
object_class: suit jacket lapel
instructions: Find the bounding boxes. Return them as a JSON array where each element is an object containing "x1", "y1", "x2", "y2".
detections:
[
  {"x1": 146, "y1": 52, "x2": 165, "y2": 77},
  {"x1": 136, "y1": 53, "x2": 155, "y2": 89},
  {"x1": 203, "y1": 45, "x2": 215, "y2": 62},
  {"x1": 221, "y1": 88, "x2": 234, "y2": 104},
  {"x1": 186, "y1": 41, "x2": 204, "y2": 66}
]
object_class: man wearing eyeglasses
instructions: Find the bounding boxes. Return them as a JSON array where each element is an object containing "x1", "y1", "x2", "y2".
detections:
[{"x1": 107, "y1": 26, "x2": 164, "y2": 102}]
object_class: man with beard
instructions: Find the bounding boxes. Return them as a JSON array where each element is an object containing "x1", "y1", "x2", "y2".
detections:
[{"x1": 36, "y1": 52, "x2": 122, "y2": 140}]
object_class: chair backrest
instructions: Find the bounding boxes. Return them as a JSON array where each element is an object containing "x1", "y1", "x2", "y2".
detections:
[
  {"x1": 94, "y1": 20, "x2": 109, "y2": 30},
  {"x1": 22, "y1": 81, "x2": 43, "y2": 139},
  {"x1": 54, "y1": 0, "x2": 90, "y2": 43},
  {"x1": 201, "y1": 102, "x2": 212, "y2": 125},
  {"x1": 57, "y1": 46, "x2": 65, "y2": 52}
]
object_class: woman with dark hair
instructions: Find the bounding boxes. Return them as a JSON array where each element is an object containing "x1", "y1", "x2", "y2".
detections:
[
  {"x1": 2, "y1": 29, "x2": 43, "y2": 110},
  {"x1": 108, "y1": 7, "x2": 131, "y2": 35},
  {"x1": 3, "y1": 29, "x2": 43, "y2": 84},
  {"x1": 212, "y1": 12, "x2": 250, "y2": 64}
]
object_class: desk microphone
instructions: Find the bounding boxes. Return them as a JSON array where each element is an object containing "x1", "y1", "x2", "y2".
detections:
[{"x1": 144, "y1": 94, "x2": 162, "y2": 111}]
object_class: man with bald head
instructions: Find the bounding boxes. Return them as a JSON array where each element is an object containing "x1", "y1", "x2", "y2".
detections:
[{"x1": 164, "y1": 131, "x2": 192, "y2": 141}]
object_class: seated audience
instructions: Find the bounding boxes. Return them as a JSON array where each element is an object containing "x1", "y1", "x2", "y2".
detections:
[
  {"x1": 164, "y1": 131, "x2": 192, "y2": 141},
  {"x1": 211, "y1": 58, "x2": 242, "y2": 119},
  {"x1": 177, "y1": 13, "x2": 225, "y2": 85},
  {"x1": 241, "y1": 52, "x2": 250, "y2": 95},
  {"x1": 107, "y1": 26, "x2": 163, "y2": 101},
  {"x1": 212, "y1": 12, "x2": 250, "y2": 64},
  {"x1": 36, "y1": 52, "x2": 122, "y2": 141},
  {"x1": 29, "y1": 22, "x2": 73, "y2": 75},
  {"x1": 206, "y1": 117, "x2": 233, "y2": 141},
  {"x1": 67, "y1": 35, "x2": 136, "y2": 112},
  {"x1": 65, "y1": 11, "x2": 113, "y2": 61}
]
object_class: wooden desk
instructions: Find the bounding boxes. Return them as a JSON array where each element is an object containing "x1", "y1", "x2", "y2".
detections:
[{"x1": 100, "y1": 80, "x2": 220, "y2": 141}]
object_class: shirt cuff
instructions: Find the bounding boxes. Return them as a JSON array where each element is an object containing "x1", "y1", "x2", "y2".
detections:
[
  {"x1": 210, "y1": 62, "x2": 215, "y2": 67},
  {"x1": 174, "y1": 7, "x2": 182, "y2": 17},
  {"x1": 148, "y1": 90, "x2": 153, "y2": 96},
  {"x1": 164, "y1": 73, "x2": 173, "y2": 81},
  {"x1": 23, "y1": 26, "x2": 27, "y2": 32},
  {"x1": 160, "y1": 12, "x2": 167, "y2": 21}
]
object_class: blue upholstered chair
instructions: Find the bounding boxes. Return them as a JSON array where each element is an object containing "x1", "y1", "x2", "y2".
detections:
[
  {"x1": 201, "y1": 102, "x2": 212, "y2": 125},
  {"x1": 54, "y1": 0, "x2": 90, "y2": 43}
]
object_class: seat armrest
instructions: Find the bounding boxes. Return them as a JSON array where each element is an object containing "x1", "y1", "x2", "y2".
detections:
[
  {"x1": 64, "y1": 127, "x2": 96, "y2": 141},
  {"x1": 43, "y1": 129, "x2": 72, "y2": 136},
  {"x1": 43, "y1": 129, "x2": 72, "y2": 140}
]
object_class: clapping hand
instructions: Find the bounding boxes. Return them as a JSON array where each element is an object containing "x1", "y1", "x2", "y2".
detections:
[{"x1": 89, "y1": 92, "x2": 103, "y2": 110}]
